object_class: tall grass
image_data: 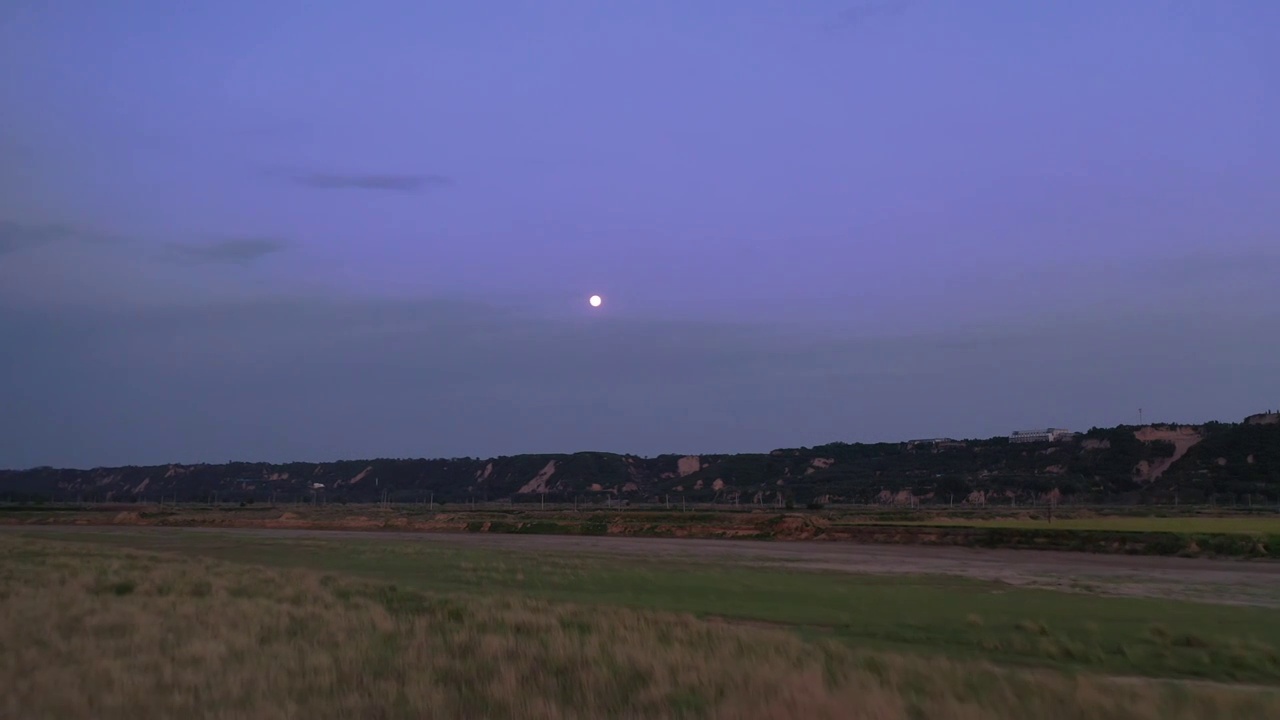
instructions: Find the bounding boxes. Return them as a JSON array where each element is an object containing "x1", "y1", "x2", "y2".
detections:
[
  {"x1": 35, "y1": 528, "x2": 1280, "y2": 682},
  {"x1": 2, "y1": 537, "x2": 1278, "y2": 718}
]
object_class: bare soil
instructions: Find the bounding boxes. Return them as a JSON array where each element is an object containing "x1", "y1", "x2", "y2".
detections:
[{"x1": 1133, "y1": 426, "x2": 1204, "y2": 482}]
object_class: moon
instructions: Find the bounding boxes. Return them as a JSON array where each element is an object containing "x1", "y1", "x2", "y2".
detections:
[{"x1": 588, "y1": 294, "x2": 603, "y2": 308}]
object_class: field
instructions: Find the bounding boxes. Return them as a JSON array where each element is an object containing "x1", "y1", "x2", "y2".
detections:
[
  {"x1": 7, "y1": 503, "x2": 1280, "y2": 558},
  {"x1": 856, "y1": 516, "x2": 1280, "y2": 535},
  {"x1": 4, "y1": 526, "x2": 1280, "y2": 718}
]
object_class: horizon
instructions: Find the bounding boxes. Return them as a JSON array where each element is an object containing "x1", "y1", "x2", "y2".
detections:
[
  {"x1": 6, "y1": 409, "x2": 1270, "y2": 472},
  {"x1": 3, "y1": 1, "x2": 1278, "y2": 468}
]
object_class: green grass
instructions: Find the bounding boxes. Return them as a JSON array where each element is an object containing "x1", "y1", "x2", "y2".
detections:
[
  {"x1": 8, "y1": 534, "x2": 1280, "y2": 719},
  {"x1": 25, "y1": 528, "x2": 1280, "y2": 684}
]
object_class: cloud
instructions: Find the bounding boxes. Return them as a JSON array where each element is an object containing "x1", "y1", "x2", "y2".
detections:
[
  {"x1": 829, "y1": 0, "x2": 910, "y2": 29},
  {"x1": 0, "y1": 139, "x2": 34, "y2": 163},
  {"x1": 1, "y1": 221, "x2": 283, "y2": 265},
  {"x1": 1159, "y1": 247, "x2": 1280, "y2": 282},
  {"x1": 165, "y1": 237, "x2": 287, "y2": 265},
  {"x1": 290, "y1": 172, "x2": 453, "y2": 193},
  {"x1": 0, "y1": 220, "x2": 76, "y2": 255}
]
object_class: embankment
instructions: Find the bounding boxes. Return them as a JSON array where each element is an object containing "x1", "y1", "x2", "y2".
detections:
[{"x1": 4, "y1": 507, "x2": 1280, "y2": 559}]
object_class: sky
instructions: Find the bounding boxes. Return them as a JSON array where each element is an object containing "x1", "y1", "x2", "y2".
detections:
[{"x1": 1, "y1": 0, "x2": 1278, "y2": 468}]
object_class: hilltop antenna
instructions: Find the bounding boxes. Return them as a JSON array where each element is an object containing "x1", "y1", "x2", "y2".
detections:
[{"x1": 1138, "y1": 408, "x2": 1143, "y2": 425}]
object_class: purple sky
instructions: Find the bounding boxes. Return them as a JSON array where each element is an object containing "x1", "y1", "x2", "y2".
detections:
[{"x1": 2, "y1": 1, "x2": 1278, "y2": 468}]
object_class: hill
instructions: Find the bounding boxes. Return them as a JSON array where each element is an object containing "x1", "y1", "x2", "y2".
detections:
[{"x1": 2, "y1": 414, "x2": 1278, "y2": 506}]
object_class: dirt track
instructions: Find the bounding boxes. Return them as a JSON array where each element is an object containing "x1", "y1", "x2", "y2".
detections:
[{"x1": 10, "y1": 525, "x2": 1280, "y2": 606}]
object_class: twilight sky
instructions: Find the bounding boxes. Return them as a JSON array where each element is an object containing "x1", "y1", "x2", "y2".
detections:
[{"x1": 2, "y1": 1, "x2": 1278, "y2": 468}]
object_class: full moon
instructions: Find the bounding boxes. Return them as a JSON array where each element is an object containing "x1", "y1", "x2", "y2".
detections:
[{"x1": 588, "y1": 294, "x2": 603, "y2": 308}]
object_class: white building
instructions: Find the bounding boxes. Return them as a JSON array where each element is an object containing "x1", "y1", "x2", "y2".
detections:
[{"x1": 1008, "y1": 428, "x2": 1074, "y2": 443}]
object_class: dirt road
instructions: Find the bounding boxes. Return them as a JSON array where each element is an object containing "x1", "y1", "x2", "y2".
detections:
[{"x1": 10, "y1": 524, "x2": 1280, "y2": 606}]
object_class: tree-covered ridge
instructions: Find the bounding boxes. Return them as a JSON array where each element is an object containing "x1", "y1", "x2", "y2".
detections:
[{"x1": 2, "y1": 415, "x2": 1277, "y2": 505}]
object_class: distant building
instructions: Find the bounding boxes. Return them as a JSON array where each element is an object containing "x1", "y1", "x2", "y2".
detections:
[
  {"x1": 1009, "y1": 428, "x2": 1075, "y2": 443},
  {"x1": 905, "y1": 438, "x2": 966, "y2": 451},
  {"x1": 906, "y1": 437, "x2": 957, "y2": 447}
]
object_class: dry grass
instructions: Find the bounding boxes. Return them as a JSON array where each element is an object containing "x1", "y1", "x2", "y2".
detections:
[{"x1": 1, "y1": 537, "x2": 1278, "y2": 719}]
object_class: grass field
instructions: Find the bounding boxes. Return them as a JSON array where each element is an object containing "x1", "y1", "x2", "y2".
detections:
[{"x1": 4, "y1": 529, "x2": 1280, "y2": 718}]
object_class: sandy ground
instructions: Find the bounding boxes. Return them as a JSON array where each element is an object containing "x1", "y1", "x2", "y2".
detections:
[{"x1": 8, "y1": 525, "x2": 1280, "y2": 607}]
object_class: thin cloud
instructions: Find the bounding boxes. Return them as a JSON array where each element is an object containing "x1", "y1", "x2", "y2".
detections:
[
  {"x1": 166, "y1": 237, "x2": 287, "y2": 265},
  {"x1": 828, "y1": 0, "x2": 910, "y2": 30},
  {"x1": 0, "y1": 139, "x2": 35, "y2": 163},
  {"x1": 0, "y1": 220, "x2": 77, "y2": 255},
  {"x1": 291, "y1": 172, "x2": 453, "y2": 193},
  {"x1": 1160, "y1": 247, "x2": 1280, "y2": 281}
]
